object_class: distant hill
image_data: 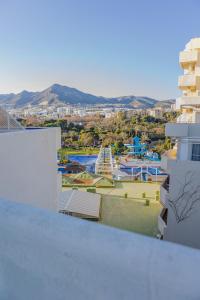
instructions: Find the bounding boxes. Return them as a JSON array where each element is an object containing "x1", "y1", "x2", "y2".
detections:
[{"x1": 0, "y1": 84, "x2": 175, "y2": 109}]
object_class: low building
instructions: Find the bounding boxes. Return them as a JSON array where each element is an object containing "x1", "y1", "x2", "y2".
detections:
[
  {"x1": 59, "y1": 190, "x2": 101, "y2": 220},
  {"x1": 62, "y1": 171, "x2": 114, "y2": 187}
]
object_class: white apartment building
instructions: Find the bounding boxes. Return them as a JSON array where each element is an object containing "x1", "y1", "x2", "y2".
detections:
[
  {"x1": 148, "y1": 107, "x2": 164, "y2": 118},
  {"x1": 0, "y1": 107, "x2": 61, "y2": 211},
  {"x1": 159, "y1": 37, "x2": 200, "y2": 249}
]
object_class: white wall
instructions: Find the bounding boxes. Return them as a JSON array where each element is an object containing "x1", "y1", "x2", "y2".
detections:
[
  {"x1": 0, "y1": 128, "x2": 61, "y2": 211},
  {"x1": 1, "y1": 198, "x2": 200, "y2": 300},
  {"x1": 164, "y1": 160, "x2": 200, "y2": 248}
]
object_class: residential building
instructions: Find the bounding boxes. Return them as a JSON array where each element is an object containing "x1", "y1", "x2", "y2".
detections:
[
  {"x1": 0, "y1": 107, "x2": 61, "y2": 211},
  {"x1": 148, "y1": 107, "x2": 164, "y2": 118},
  {"x1": 159, "y1": 37, "x2": 200, "y2": 248}
]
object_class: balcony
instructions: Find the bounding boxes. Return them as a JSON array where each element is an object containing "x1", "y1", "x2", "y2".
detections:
[
  {"x1": 1, "y1": 198, "x2": 200, "y2": 299},
  {"x1": 160, "y1": 177, "x2": 169, "y2": 206},
  {"x1": 179, "y1": 50, "x2": 199, "y2": 68},
  {"x1": 166, "y1": 123, "x2": 200, "y2": 138},
  {"x1": 177, "y1": 96, "x2": 200, "y2": 108},
  {"x1": 158, "y1": 208, "x2": 168, "y2": 236},
  {"x1": 178, "y1": 75, "x2": 200, "y2": 90}
]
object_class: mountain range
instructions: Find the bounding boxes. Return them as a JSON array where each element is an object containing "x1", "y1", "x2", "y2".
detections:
[{"x1": 0, "y1": 84, "x2": 175, "y2": 109}]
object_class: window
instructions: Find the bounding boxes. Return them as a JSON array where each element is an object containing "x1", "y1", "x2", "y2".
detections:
[{"x1": 191, "y1": 144, "x2": 200, "y2": 161}]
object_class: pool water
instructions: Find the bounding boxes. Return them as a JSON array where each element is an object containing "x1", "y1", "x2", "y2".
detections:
[
  {"x1": 60, "y1": 155, "x2": 167, "y2": 177},
  {"x1": 67, "y1": 155, "x2": 97, "y2": 172}
]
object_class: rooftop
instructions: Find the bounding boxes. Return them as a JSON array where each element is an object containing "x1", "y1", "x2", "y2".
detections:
[
  {"x1": 59, "y1": 190, "x2": 101, "y2": 219},
  {"x1": 0, "y1": 106, "x2": 24, "y2": 132}
]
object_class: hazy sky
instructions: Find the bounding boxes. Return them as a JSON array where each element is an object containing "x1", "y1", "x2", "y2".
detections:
[{"x1": 0, "y1": 0, "x2": 200, "y2": 99}]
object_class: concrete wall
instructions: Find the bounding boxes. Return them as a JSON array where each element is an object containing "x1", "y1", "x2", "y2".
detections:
[
  {"x1": 0, "y1": 128, "x2": 61, "y2": 211},
  {"x1": 1, "y1": 198, "x2": 200, "y2": 300},
  {"x1": 164, "y1": 160, "x2": 200, "y2": 249}
]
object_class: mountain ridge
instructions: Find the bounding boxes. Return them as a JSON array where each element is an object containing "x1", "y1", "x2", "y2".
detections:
[{"x1": 0, "y1": 84, "x2": 175, "y2": 109}]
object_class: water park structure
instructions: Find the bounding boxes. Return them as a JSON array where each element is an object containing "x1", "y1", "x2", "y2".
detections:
[
  {"x1": 95, "y1": 146, "x2": 114, "y2": 176},
  {"x1": 58, "y1": 136, "x2": 165, "y2": 183},
  {"x1": 125, "y1": 136, "x2": 159, "y2": 161},
  {"x1": 125, "y1": 136, "x2": 147, "y2": 156}
]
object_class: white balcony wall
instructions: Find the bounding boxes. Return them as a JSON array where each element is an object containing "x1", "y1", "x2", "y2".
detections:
[
  {"x1": 178, "y1": 75, "x2": 200, "y2": 89},
  {"x1": 1, "y1": 198, "x2": 200, "y2": 300},
  {"x1": 164, "y1": 160, "x2": 200, "y2": 248},
  {"x1": 166, "y1": 123, "x2": 200, "y2": 137},
  {"x1": 0, "y1": 128, "x2": 61, "y2": 211},
  {"x1": 179, "y1": 50, "x2": 199, "y2": 67},
  {"x1": 158, "y1": 213, "x2": 167, "y2": 236},
  {"x1": 160, "y1": 185, "x2": 168, "y2": 206}
]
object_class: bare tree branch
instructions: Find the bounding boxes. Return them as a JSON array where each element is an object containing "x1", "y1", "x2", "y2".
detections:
[{"x1": 168, "y1": 171, "x2": 200, "y2": 223}]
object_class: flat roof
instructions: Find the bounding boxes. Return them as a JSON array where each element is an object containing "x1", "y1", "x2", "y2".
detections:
[{"x1": 59, "y1": 190, "x2": 101, "y2": 218}]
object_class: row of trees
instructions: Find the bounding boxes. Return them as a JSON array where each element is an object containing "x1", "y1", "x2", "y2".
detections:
[{"x1": 20, "y1": 111, "x2": 178, "y2": 154}]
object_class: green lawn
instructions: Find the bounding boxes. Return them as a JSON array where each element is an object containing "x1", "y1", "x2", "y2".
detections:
[
  {"x1": 100, "y1": 195, "x2": 161, "y2": 237},
  {"x1": 97, "y1": 182, "x2": 160, "y2": 199},
  {"x1": 63, "y1": 182, "x2": 160, "y2": 199},
  {"x1": 63, "y1": 182, "x2": 162, "y2": 237},
  {"x1": 59, "y1": 147, "x2": 99, "y2": 155}
]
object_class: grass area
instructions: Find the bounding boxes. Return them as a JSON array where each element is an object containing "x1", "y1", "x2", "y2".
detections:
[
  {"x1": 100, "y1": 195, "x2": 161, "y2": 237},
  {"x1": 59, "y1": 147, "x2": 99, "y2": 155},
  {"x1": 63, "y1": 182, "x2": 161, "y2": 237},
  {"x1": 97, "y1": 182, "x2": 160, "y2": 199},
  {"x1": 63, "y1": 182, "x2": 160, "y2": 199}
]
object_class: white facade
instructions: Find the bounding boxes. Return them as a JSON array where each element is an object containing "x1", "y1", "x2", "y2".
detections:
[
  {"x1": 159, "y1": 38, "x2": 200, "y2": 248},
  {"x1": 148, "y1": 107, "x2": 164, "y2": 118},
  {"x1": 0, "y1": 127, "x2": 61, "y2": 211}
]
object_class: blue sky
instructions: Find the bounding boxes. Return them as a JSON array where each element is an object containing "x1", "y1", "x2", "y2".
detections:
[{"x1": 0, "y1": 0, "x2": 200, "y2": 99}]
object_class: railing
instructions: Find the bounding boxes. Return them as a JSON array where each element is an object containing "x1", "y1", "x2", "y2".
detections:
[
  {"x1": 162, "y1": 176, "x2": 170, "y2": 192},
  {"x1": 1, "y1": 198, "x2": 200, "y2": 299},
  {"x1": 179, "y1": 50, "x2": 198, "y2": 64},
  {"x1": 178, "y1": 75, "x2": 200, "y2": 88}
]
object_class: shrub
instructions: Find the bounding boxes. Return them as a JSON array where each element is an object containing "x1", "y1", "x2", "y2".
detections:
[
  {"x1": 145, "y1": 199, "x2": 150, "y2": 206},
  {"x1": 124, "y1": 193, "x2": 128, "y2": 198},
  {"x1": 87, "y1": 188, "x2": 96, "y2": 193},
  {"x1": 142, "y1": 192, "x2": 146, "y2": 198}
]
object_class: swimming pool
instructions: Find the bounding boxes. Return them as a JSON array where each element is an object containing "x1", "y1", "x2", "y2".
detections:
[{"x1": 67, "y1": 155, "x2": 97, "y2": 172}]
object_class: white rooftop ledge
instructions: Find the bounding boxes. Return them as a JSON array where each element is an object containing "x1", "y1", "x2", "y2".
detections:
[{"x1": 0, "y1": 198, "x2": 200, "y2": 300}]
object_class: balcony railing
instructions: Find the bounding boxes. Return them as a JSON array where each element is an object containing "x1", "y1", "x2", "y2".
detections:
[
  {"x1": 166, "y1": 123, "x2": 200, "y2": 138},
  {"x1": 178, "y1": 75, "x2": 200, "y2": 90},
  {"x1": 163, "y1": 176, "x2": 169, "y2": 191},
  {"x1": 160, "y1": 177, "x2": 170, "y2": 206},
  {"x1": 179, "y1": 50, "x2": 199, "y2": 66},
  {"x1": 158, "y1": 208, "x2": 168, "y2": 236},
  {"x1": 1, "y1": 198, "x2": 200, "y2": 299}
]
